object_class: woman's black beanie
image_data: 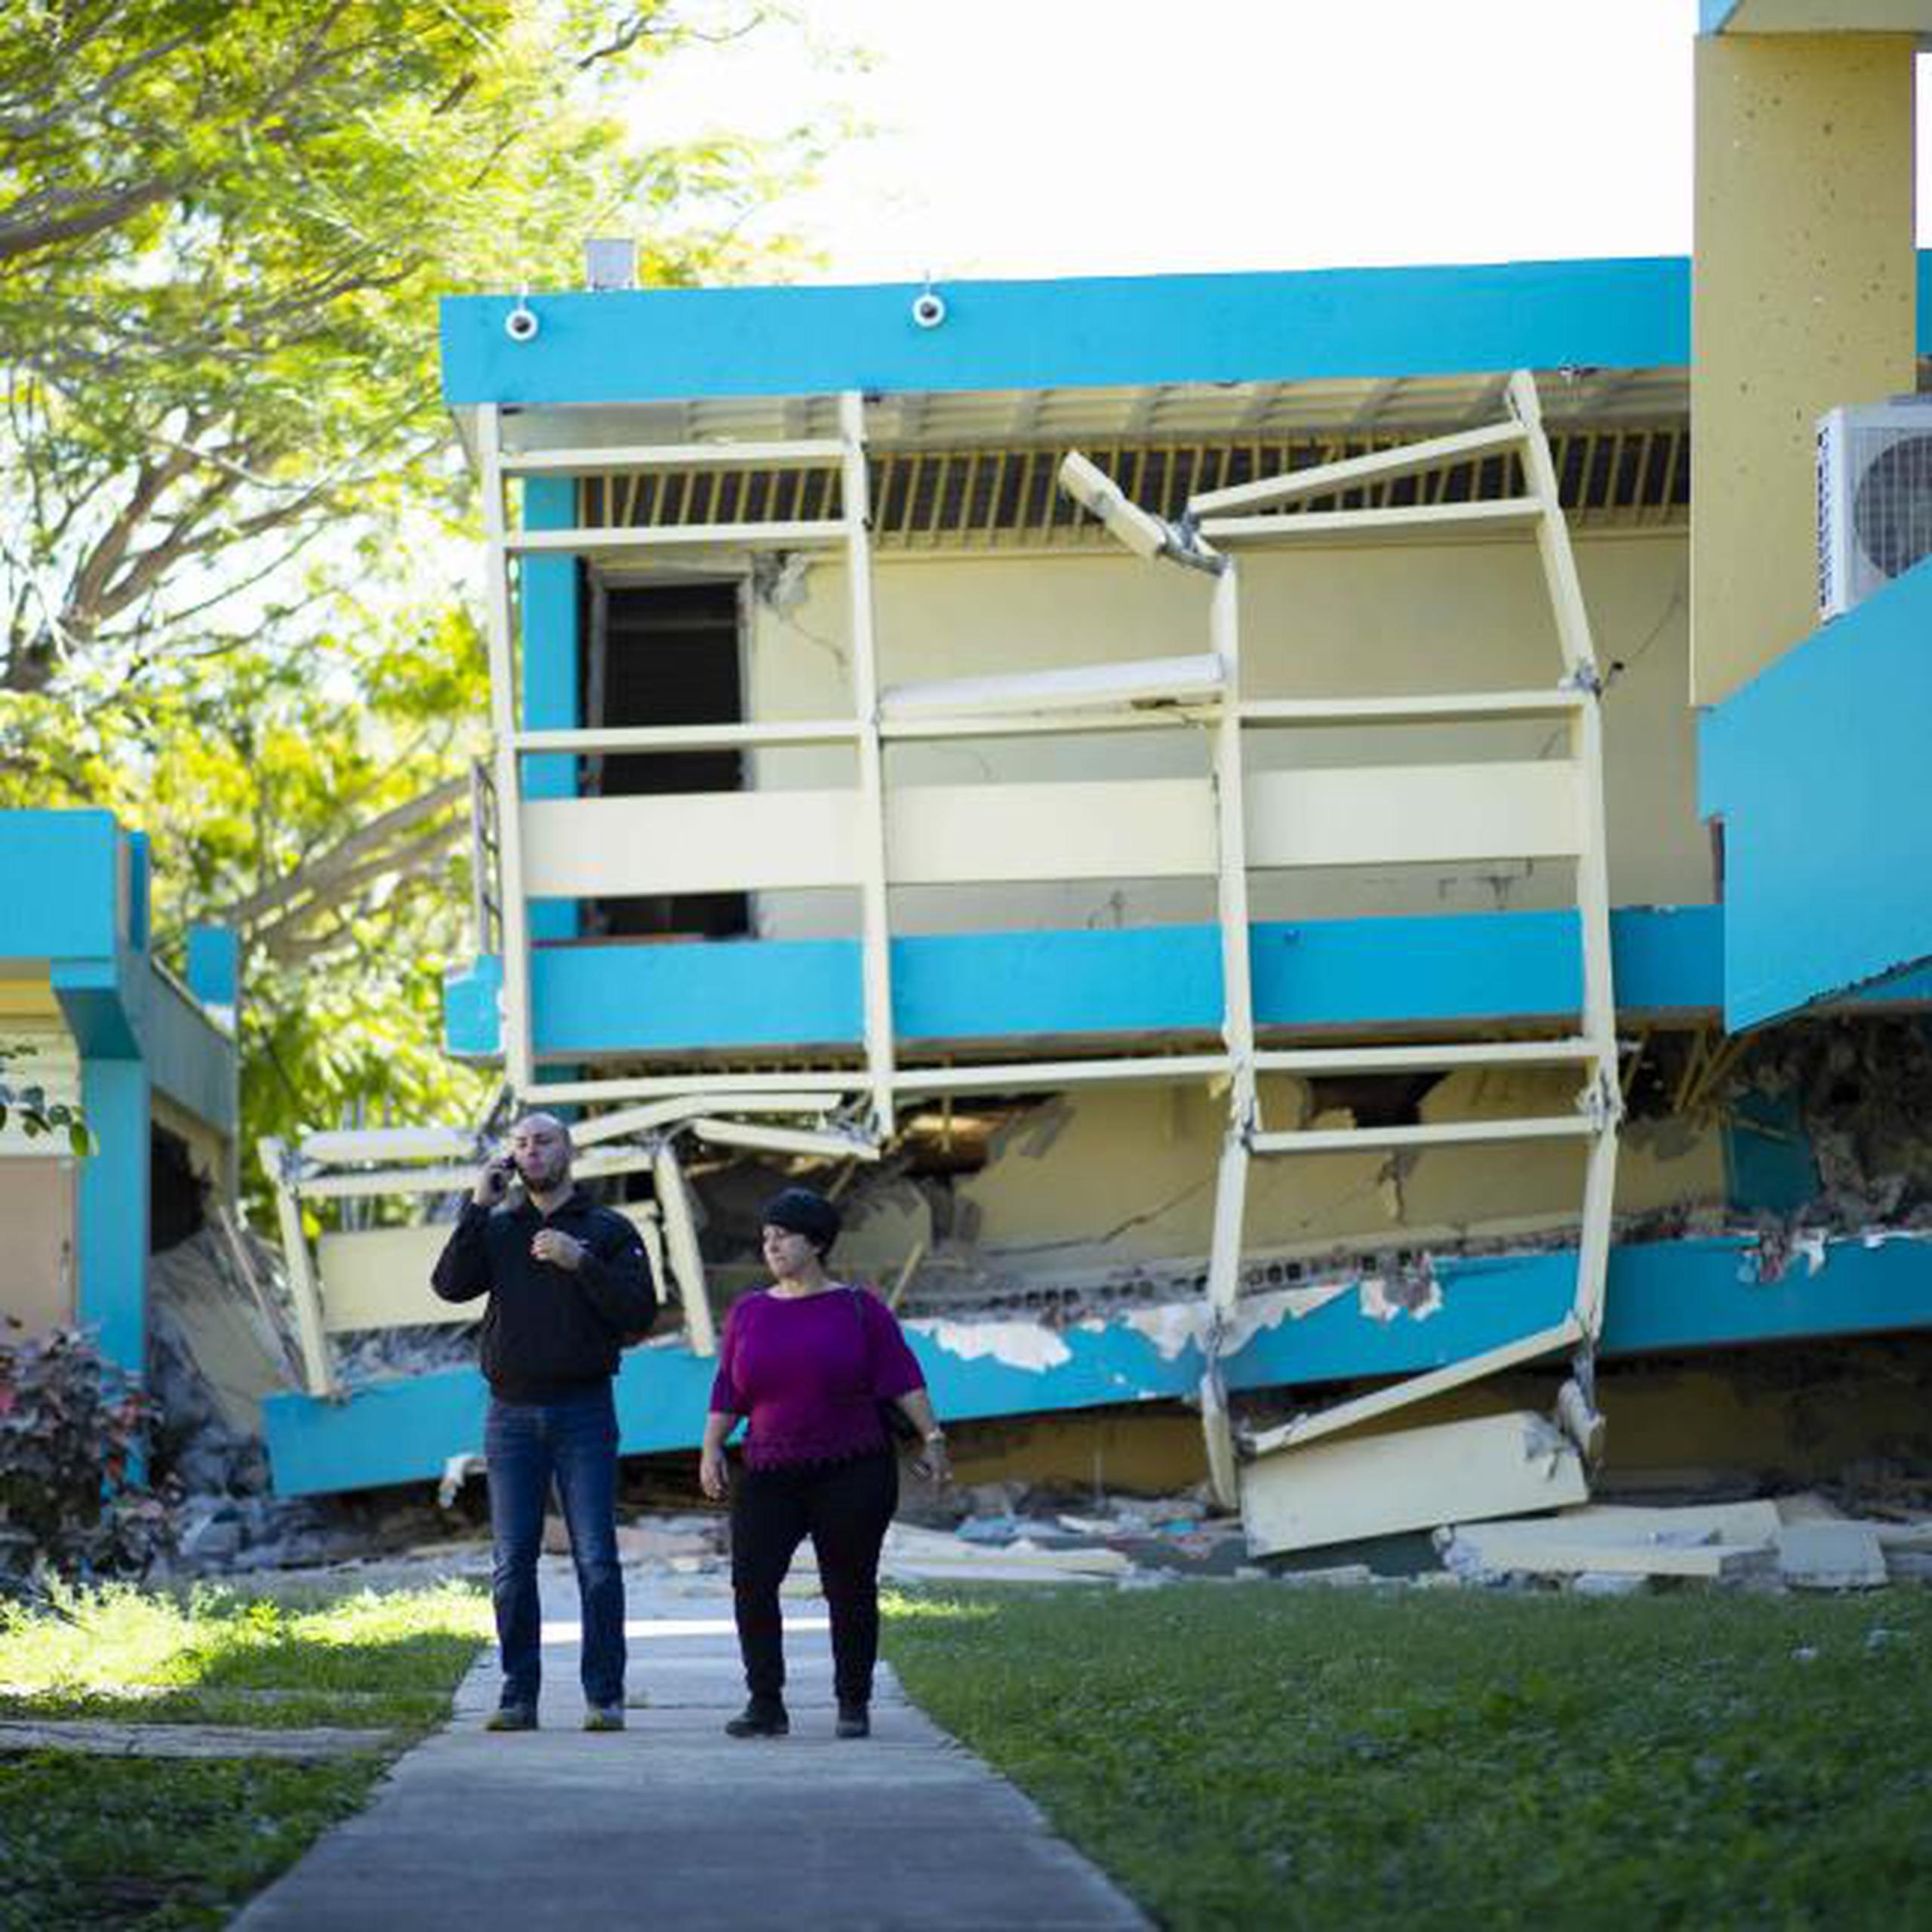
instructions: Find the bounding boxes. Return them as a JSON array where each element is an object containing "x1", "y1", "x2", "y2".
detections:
[{"x1": 761, "y1": 1186, "x2": 841, "y2": 1257}]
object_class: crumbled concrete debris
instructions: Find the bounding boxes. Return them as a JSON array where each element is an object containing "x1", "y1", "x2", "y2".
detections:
[
  {"x1": 162, "y1": 1490, "x2": 472, "y2": 1580},
  {"x1": 332, "y1": 1321, "x2": 479, "y2": 1384},
  {"x1": 880, "y1": 1524, "x2": 1131, "y2": 1584},
  {"x1": 1722, "y1": 1017, "x2": 1932, "y2": 1232},
  {"x1": 147, "y1": 1226, "x2": 291, "y2": 1496},
  {"x1": 1570, "y1": 1572, "x2": 1652, "y2": 1598},
  {"x1": 1271, "y1": 1564, "x2": 1376, "y2": 1590},
  {"x1": 1429, "y1": 1497, "x2": 1932, "y2": 1593}
]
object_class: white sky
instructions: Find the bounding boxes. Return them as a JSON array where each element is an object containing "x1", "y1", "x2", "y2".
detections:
[{"x1": 650, "y1": 1, "x2": 1932, "y2": 285}]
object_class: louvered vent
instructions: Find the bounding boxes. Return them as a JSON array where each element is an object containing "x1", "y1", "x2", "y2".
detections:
[{"x1": 578, "y1": 427, "x2": 1688, "y2": 546}]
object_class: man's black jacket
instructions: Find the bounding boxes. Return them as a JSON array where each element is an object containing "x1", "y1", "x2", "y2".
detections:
[{"x1": 431, "y1": 1187, "x2": 658, "y2": 1401}]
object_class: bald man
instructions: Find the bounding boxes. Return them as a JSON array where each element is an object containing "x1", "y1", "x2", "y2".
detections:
[{"x1": 433, "y1": 1112, "x2": 657, "y2": 1731}]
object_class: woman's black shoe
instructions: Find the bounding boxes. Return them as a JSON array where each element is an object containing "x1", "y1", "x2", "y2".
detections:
[
  {"x1": 724, "y1": 1700, "x2": 789, "y2": 1738},
  {"x1": 835, "y1": 1703, "x2": 870, "y2": 1739}
]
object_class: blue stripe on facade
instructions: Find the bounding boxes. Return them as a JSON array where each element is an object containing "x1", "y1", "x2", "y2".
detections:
[
  {"x1": 441, "y1": 258, "x2": 1694, "y2": 408},
  {"x1": 442, "y1": 255, "x2": 1932, "y2": 411},
  {"x1": 443, "y1": 906, "x2": 1729, "y2": 1060},
  {"x1": 263, "y1": 1229, "x2": 1932, "y2": 1495}
]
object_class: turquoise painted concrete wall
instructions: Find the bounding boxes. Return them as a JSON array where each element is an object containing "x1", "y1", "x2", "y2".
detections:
[
  {"x1": 1700, "y1": 553, "x2": 1932, "y2": 1029},
  {"x1": 74, "y1": 1058, "x2": 149, "y2": 1371},
  {"x1": 444, "y1": 906, "x2": 1727, "y2": 1062},
  {"x1": 442, "y1": 258, "x2": 1693, "y2": 408},
  {"x1": 0, "y1": 811, "x2": 125, "y2": 960},
  {"x1": 442, "y1": 254, "x2": 1932, "y2": 411},
  {"x1": 144, "y1": 970, "x2": 238, "y2": 1140},
  {"x1": 263, "y1": 1229, "x2": 1932, "y2": 1495},
  {"x1": 185, "y1": 927, "x2": 239, "y2": 1010}
]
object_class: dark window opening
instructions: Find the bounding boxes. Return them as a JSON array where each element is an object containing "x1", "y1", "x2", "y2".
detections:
[
  {"x1": 150, "y1": 1122, "x2": 208, "y2": 1254},
  {"x1": 583, "y1": 577, "x2": 749, "y2": 940}
]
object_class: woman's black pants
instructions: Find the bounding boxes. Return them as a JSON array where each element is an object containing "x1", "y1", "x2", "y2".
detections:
[{"x1": 730, "y1": 1447, "x2": 897, "y2": 1709}]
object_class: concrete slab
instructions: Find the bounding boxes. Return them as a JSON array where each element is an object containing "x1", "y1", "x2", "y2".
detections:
[
  {"x1": 1776, "y1": 1522, "x2": 1890, "y2": 1589},
  {"x1": 0, "y1": 1719, "x2": 395, "y2": 1760},
  {"x1": 232, "y1": 1566, "x2": 1148, "y2": 1931}
]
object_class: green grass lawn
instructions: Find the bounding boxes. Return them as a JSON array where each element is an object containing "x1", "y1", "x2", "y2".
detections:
[
  {"x1": 0, "y1": 1581, "x2": 490, "y2": 1930},
  {"x1": 881, "y1": 1581, "x2": 1932, "y2": 1931}
]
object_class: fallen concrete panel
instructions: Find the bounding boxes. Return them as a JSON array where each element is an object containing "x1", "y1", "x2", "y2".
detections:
[
  {"x1": 1494, "y1": 1500, "x2": 1784, "y2": 1546},
  {"x1": 881, "y1": 1524, "x2": 1131, "y2": 1585},
  {"x1": 1241, "y1": 1411, "x2": 1589, "y2": 1556},
  {"x1": 1439, "y1": 1524, "x2": 1774, "y2": 1582},
  {"x1": 1776, "y1": 1523, "x2": 1890, "y2": 1589}
]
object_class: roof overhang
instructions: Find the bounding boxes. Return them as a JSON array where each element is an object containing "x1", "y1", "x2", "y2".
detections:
[
  {"x1": 1701, "y1": 0, "x2": 1932, "y2": 36},
  {"x1": 468, "y1": 368, "x2": 1693, "y2": 469},
  {"x1": 441, "y1": 257, "x2": 1692, "y2": 417}
]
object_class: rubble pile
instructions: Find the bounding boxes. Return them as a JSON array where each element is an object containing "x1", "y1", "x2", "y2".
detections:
[
  {"x1": 1727, "y1": 1017, "x2": 1932, "y2": 1232},
  {"x1": 1436, "y1": 1493, "x2": 1932, "y2": 1594}
]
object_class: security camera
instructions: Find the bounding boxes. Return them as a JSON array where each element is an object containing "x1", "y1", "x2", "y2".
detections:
[
  {"x1": 910, "y1": 289, "x2": 947, "y2": 330},
  {"x1": 504, "y1": 301, "x2": 540, "y2": 343}
]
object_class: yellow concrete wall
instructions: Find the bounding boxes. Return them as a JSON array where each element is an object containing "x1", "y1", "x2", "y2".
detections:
[
  {"x1": 951, "y1": 1073, "x2": 1722, "y2": 1272},
  {"x1": 0, "y1": 977, "x2": 58, "y2": 1018},
  {"x1": 1690, "y1": 31, "x2": 1917, "y2": 704},
  {"x1": 0, "y1": 1158, "x2": 77, "y2": 1336},
  {"x1": 0, "y1": 1010, "x2": 82, "y2": 1159},
  {"x1": 747, "y1": 532, "x2": 1702, "y2": 937}
]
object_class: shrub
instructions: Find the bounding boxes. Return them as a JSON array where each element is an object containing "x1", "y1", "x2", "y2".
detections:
[{"x1": 0, "y1": 1324, "x2": 174, "y2": 1587}]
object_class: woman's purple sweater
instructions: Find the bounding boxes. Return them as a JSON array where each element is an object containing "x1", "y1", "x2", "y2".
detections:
[{"x1": 709, "y1": 1284, "x2": 926, "y2": 1469}]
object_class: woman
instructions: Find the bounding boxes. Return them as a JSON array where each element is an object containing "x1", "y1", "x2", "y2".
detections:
[{"x1": 700, "y1": 1185, "x2": 949, "y2": 1740}]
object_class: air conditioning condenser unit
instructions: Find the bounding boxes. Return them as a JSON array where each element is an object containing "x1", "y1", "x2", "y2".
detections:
[{"x1": 1817, "y1": 397, "x2": 1932, "y2": 620}]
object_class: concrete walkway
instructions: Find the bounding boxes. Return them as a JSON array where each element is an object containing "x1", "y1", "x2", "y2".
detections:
[{"x1": 232, "y1": 1559, "x2": 1148, "y2": 1930}]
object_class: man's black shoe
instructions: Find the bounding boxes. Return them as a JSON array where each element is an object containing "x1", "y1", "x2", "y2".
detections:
[
  {"x1": 724, "y1": 1700, "x2": 789, "y2": 1738},
  {"x1": 835, "y1": 1703, "x2": 870, "y2": 1740}
]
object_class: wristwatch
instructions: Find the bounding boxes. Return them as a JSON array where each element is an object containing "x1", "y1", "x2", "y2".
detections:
[{"x1": 923, "y1": 1429, "x2": 947, "y2": 1445}]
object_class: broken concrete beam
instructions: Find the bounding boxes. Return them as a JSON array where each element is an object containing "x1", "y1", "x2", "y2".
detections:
[
  {"x1": 1775, "y1": 1523, "x2": 1889, "y2": 1590},
  {"x1": 1239, "y1": 1410, "x2": 1589, "y2": 1557},
  {"x1": 1881, "y1": 1549, "x2": 1932, "y2": 1583},
  {"x1": 1513, "y1": 1500, "x2": 1784, "y2": 1546},
  {"x1": 1870, "y1": 1519, "x2": 1932, "y2": 1553},
  {"x1": 878, "y1": 1522, "x2": 1131, "y2": 1584},
  {"x1": 1439, "y1": 1523, "x2": 1774, "y2": 1582}
]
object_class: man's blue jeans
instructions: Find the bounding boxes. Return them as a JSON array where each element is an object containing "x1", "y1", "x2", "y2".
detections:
[{"x1": 485, "y1": 1386, "x2": 625, "y2": 1711}]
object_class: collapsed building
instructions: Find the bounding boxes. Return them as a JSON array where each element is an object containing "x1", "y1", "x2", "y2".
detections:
[
  {"x1": 0, "y1": 811, "x2": 239, "y2": 1382},
  {"x1": 230, "y1": 13, "x2": 1932, "y2": 1551}
]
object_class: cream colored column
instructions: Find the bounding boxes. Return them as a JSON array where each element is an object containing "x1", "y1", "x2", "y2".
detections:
[{"x1": 1690, "y1": 31, "x2": 1916, "y2": 705}]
